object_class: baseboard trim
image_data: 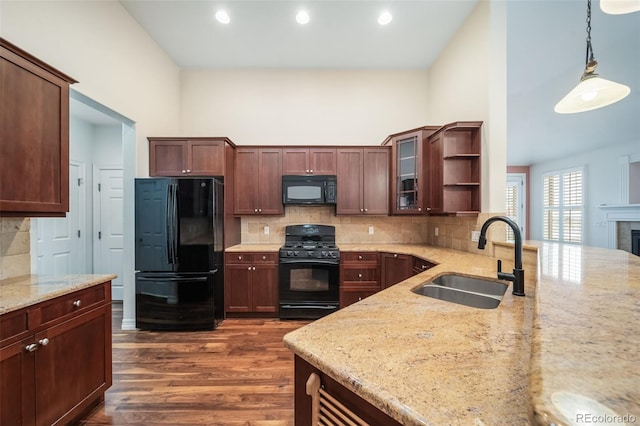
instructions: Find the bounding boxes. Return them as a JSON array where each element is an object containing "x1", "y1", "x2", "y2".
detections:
[{"x1": 121, "y1": 318, "x2": 137, "y2": 331}]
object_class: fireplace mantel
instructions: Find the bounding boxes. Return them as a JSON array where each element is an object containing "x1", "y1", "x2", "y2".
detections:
[{"x1": 599, "y1": 204, "x2": 640, "y2": 249}]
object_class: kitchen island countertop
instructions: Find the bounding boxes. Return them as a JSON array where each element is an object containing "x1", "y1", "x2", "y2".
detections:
[
  {"x1": 283, "y1": 242, "x2": 640, "y2": 425},
  {"x1": 0, "y1": 274, "x2": 116, "y2": 314}
]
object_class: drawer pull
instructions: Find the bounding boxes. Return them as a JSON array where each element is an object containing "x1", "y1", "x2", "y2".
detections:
[
  {"x1": 262, "y1": 255, "x2": 266, "y2": 260},
  {"x1": 358, "y1": 273, "x2": 362, "y2": 278},
  {"x1": 248, "y1": 266, "x2": 252, "y2": 270},
  {"x1": 39, "y1": 338, "x2": 50, "y2": 346},
  {"x1": 25, "y1": 343, "x2": 38, "y2": 352},
  {"x1": 72, "y1": 300, "x2": 82, "y2": 307},
  {"x1": 238, "y1": 255, "x2": 243, "y2": 260},
  {"x1": 358, "y1": 255, "x2": 362, "y2": 260},
  {"x1": 394, "y1": 254, "x2": 398, "y2": 258},
  {"x1": 421, "y1": 265, "x2": 428, "y2": 270}
]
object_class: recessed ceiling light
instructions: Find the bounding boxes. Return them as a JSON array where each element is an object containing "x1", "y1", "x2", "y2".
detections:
[
  {"x1": 215, "y1": 10, "x2": 230, "y2": 24},
  {"x1": 296, "y1": 10, "x2": 310, "y2": 25},
  {"x1": 378, "y1": 11, "x2": 392, "y2": 25}
]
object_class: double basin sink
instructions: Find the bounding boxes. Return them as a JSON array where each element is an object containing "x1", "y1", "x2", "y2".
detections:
[{"x1": 412, "y1": 274, "x2": 508, "y2": 309}]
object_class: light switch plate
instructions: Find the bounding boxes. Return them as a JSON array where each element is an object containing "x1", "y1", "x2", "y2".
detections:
[
  {"x1": 471, "y1": 231, "x2": 480, "y2": 242},
  {"x1": 368, "y1": 226, "x2": 374, "y2": 235},
  {"x1": 434, "y1": 227, "x2": 439, "y2": 237},
  {"x1": 264, "y1": 226, "x2": 269, "y2": 235}
]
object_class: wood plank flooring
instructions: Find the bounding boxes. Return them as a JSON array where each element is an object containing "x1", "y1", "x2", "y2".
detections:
[{"x1": 81, "y1": 303, "x2": 309, "y2": 426}]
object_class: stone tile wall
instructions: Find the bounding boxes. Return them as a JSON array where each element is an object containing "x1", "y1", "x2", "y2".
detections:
[
  {"x1": 0, "y1": 217, "x2": 31, "y2": 279},
  {"x1": 617, "y1": 221, "x2": 640, "y2": 254}
]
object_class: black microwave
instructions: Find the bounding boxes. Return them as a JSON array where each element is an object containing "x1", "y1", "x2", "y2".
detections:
[{"x1": 282, "y1": 175, "x2": 337, "y2": 205}]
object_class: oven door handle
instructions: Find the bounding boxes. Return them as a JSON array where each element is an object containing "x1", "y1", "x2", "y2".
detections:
[
  {"x1": 280, "y1": 304, "x2": 338, "y2": 310},
  {"x1": 279, "y1": 259, "x2": 339, "y2": 265}
]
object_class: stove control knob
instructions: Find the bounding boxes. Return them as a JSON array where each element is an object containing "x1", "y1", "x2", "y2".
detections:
[
  {"x1": 293, "y1": 251, "x2": 299, "y2": 257},
  {"x1": 307, "y1": 251, "x2": 314, "y2": 257},
  {"x1": 321, "y1": 251, "x2": 327, "y2": 257},
  {"x1": 287, "y1": 251, "x2": 293, "y2": 257}
]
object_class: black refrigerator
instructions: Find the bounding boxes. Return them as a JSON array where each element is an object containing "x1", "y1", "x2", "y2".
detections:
[{"x1": 135, "y1": 177, "x2": 224, "y2": 330}]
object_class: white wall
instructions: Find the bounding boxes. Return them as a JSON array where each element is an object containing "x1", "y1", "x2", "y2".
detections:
[
  {"x1": 180, "y1": 70, "x2": 429, "y2": 145},
  {"x1": 530, "y1": 140, "x2": 640, "y2": 248},
  {"x1": 427, "y1": 0, "x2": 507, "y2": 213}
]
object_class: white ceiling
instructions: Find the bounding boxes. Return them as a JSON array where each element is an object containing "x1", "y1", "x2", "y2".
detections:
[{"x1": 114, "y1": 0, "x2": 640, "y2": 166}]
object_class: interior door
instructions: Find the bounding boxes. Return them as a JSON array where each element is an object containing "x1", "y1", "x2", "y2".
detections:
[
  {"x1": 94, "y1": 167, "x2": 124, "y2": 299},
  {"x1": 34, "y1": 162, "x2": 85, "y2": 274},
  {"x1": 506, "y1": 173, "x2": 526, "y2": 241}
]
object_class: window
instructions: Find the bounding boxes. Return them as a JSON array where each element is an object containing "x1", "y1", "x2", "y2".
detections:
[{"x1": 543, "y1": 168, "x2": 584, "y2": 243}]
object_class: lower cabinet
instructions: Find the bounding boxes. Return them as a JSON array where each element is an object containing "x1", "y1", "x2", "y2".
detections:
[
  {"x1": 224, "y1": 252, "x2": 279, "y2": 316},
  {"x1": 294, "y1": 355, "x2": 402, "y2": 425},
  {"x1": 340, "y1": 252, "x2": 381, "y2": 308},
  {"x1": 380, "y1": 252, "x2": 414, "y2": 289},
  {"x1": 0, "y1": 281, "x2": 112, "y2": 426}
]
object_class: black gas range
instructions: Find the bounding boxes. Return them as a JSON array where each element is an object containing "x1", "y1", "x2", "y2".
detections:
[{"x1": 278, "y1": 225, "x2": 340, "y2": 319}]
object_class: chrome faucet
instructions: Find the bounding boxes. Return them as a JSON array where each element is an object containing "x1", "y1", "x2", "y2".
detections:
[{"x1": 477, "y1": 216, "x2": 525, "y2": 296}]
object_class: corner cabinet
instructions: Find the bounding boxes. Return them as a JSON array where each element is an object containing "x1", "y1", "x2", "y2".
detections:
[
  {"x1": 0, "y1": 38, "x2": 77, "y2": 216},
  {"x1": 427, "y1": 121, "x2": 482, "y2": 215},
  {"x1": 148, "y1": 138, "x2": 230, "y2": 177},
  {"x1": 234, "y1": 147, "x2": 283, "y2": 215},
  {"x1": 0, "y1": 281, "x2": 112, "y2": 426},
  {"x1": 336, "y1": 148, "x2": 389, "y2": 215}
]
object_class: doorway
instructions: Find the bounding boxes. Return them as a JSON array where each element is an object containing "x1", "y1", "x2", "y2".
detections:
[{"x1": 506, "y1": 172, "x2": 527, "y2": 241}]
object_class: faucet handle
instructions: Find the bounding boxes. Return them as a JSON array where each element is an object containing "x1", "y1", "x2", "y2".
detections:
[{"x1": 497, "y1": 259, "x2": 502, "y2": 273}]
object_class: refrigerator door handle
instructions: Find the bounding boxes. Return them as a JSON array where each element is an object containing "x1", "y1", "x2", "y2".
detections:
[
  {"x1": 165, "y1": 183, "x2": 174, "y2": 264},
  {"x1": 171, "y1": 183, "x2": 179, "y2": 264}
]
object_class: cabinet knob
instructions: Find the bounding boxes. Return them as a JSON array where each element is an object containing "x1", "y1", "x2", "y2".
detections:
[
  {"x1": 262, "y1": 256, "x2": 266, "y2": 260},
  {"x1": 248, "y1": 266, "x2": 252, "y2": 270},
  {"x1": 421, "y1": 265, "x2": 427, "y2": 270},
  {"x1": 39, "y1": 338, "x2": 50, "y2": 346},
  {"x1": 394, "y1": 254, "x2": 398, "y2": 258},
  {"x1": 418, "y1": 207, "x2": 422, "y2": 211},
  {"x1": 306, "y1": 169, "x2": 310, "y2": 173},
  {"x1": 25, "y1": 343, "x2": 38, "y2": 352},
  {"x1": 72, "y1": 300, "x2": 81, "y2": 308},
  {"x1": 258, "y1": 208, "x2": 262, "y2": 213},
  {"x1": 360, "y1": 209, "x2": 364, "y2": 212},
  {"x1": 358, "y1": 255, "x2": 363, "y2": 260},
  {"x1": 364, "y1": 209, "x2": 368, "y2": 212},
  {"x1": 186, "y1": 169, "x2": 191, "y2": 173},
  {"x1": 252, "y1": 266, "x2": 256, "y2": 271},
  {"x1": 182, "y1": 170, "x2": 187, "y2": 174},
  {"x1": 238, "y1": 255, "x2": 242, "y2": 260},
  {"x1": 254, "y1": 208, "x2": 258, "y2": 213},
  {"x1": 310, "y1": 169, "x2": 313, "y2": 173},
  {"x1": 426, "y1": 207, "x2": 431, "y2": 211},
  {"x1": 358, "y1": 297, "x2": 362, "y2": 301},
  {"x1": 358, "y1": 273, "x2": 362, "y2": 278}
]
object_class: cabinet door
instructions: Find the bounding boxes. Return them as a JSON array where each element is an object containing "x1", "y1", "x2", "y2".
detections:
[
  {"x1": 35, "y1": 305, "x2": 111, "y2": 426},
  {"x1": 282, "y1": 148, "x2": 309, "y2": 175},
  {"x1": 188, "y1": 140, "x2": 225, "y2": 176},
  {"x1": 309, "y1": 148, "x2": 337, "y2": 175},
  {"x1": 252, "y1": 264, "x2": 279, "y2": 313},
  {"x1": 257, "y1": 148, "x2": 283, "y2": 215},
  {"x1": 390, "y1": 132, "x2": 424, "y2": 215},
  {"x1": 428, "y1": 133, "x2": 444, "y2": 214},
  {"x1": 0, "y1": 51, "x2": 70, "y2": 215},
  {"x1": 336, "y1": 149, "x2": 364, "y2": 215},
  {"x1": 234, "y1": 148, "x2": 259, "y2": 214},
  {"x1": 381, "y1": 253, "x2": 414, "y2": 288},
  {"x1": 0, "y1": 336, "x2": 36, "y2": 426},
  {"x1": 224, "y1": 264, "x2": 252, "y2": 312},
  {"x1": 363, "y1": 148, "x2": 389, "y2": 215},
  {"x1": 149, "y1": 140, "x2": 187, "y2": 177}
]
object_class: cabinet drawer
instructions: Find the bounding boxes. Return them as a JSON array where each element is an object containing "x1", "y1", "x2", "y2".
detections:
[
  {"x1": 340, "y1": 289, "x2": 378, "y2": 308},
  {"x1": 341, "y1": 252, "x2": 379, "y2": 263},
  {"x1": 413, "y1": 257, "x2": 435, "y2": 273},
  {"x1": 39, "y1": 285, "x2": 107, "y2": 327},
  {"x1": 225, "y1": 252, "x2": 278, "y2": 264},
  {"x1": 342, "y1": 268, "x2": 379, "y2": 282},
  {"x1": 0, "y1": 308, "x2": 29, "y2": 347}
]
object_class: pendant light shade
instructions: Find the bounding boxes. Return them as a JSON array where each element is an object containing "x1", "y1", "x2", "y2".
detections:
[
  {"x1": 554, "y1": 62, "x2": 631, "y2": 113},
  {"x1": 600, "y1": 0, "x2": 640, "y2": 14},
  {"x1": 554, "y1": 0, "x2": 631, "y2": 114}
]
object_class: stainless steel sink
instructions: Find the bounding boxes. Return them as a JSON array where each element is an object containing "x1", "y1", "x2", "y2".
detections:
[{"x1": 412, "y1": 274, "x2": 508, "y2": 309}]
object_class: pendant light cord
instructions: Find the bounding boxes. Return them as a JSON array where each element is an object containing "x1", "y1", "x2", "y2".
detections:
[{"x1": 585, "y1": 0, "x2": 595, "y2": 65}]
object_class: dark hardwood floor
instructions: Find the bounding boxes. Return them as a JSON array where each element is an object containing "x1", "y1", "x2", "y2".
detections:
[{"x1": 81, "y1": 303, "x2": 309, "y2": 425}]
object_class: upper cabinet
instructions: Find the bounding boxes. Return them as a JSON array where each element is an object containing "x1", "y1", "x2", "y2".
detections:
[
  {"x1": 336, "y1": 147, "x2": 389, "y2": 215},
  {"x1": 234, "y1": 147, "x2": 283, "y2": 215},
  {"x1": 0, "y1": 38, "x2": 77, "y2": 216},
  {"x1": 427, "y1": 121, "x2": 482, "y2": 215},
  {"x1": 148, "y1": 138, "x2": 230, "y2": 176},
  {"x1": 282, "y1": 147, "x2": 337, "y2": 175}
]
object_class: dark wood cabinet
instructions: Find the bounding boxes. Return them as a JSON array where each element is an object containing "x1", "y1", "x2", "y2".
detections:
[
  {"x1": 0, "y1": 38, "x2": 77, "y2": 216},
  {"x1": 336, "y1": 148, "x2": 389, "y2": 215},
  {"x1": 340, "y1": 252, "x2": 381, "y2": 308},
  {"x1": 380, "y1": 252, "x2": 414, "y2": 289},
  {"x1": 148, "y1": 138, "x2": 227, "y2": 177},
  {"x1": 0, "y1": 281, "x2": 112, "y2": 426},
  {"x1": 282, "y1": 147, "x2": 337, "y2": 175},
  {"x1": 234, "y1": 147, "x2": 283, "y2": 215},
  {"x1": 427, "y1": 122, "x2": 482, "y2": 215},
  {"x1": 294, "y1": 355, "x2": 402, "y2": 425},
  {"x1": 412, "y1": 256, "x2": 436, "y2": 275},
  {"x1": 224, "y1": 252, "x2": 279, "y2": 315}
]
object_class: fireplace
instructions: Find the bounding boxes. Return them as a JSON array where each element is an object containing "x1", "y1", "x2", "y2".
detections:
[{"x1": 632, "y1": 230, "x2": 640, "y2": 256}]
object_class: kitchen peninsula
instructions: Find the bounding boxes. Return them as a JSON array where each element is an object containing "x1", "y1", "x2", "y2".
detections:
[{"x1": 282, "y1": 243, "x2": 640, "y2": 425}]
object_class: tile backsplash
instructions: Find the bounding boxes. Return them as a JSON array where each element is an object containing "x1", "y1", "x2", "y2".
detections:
[
  {"x1": 240, "y1": 206, "x2": 506, "y2": 256},
  {"x1": 0, "y1": 217, "x2": 31, "y2": 279}
]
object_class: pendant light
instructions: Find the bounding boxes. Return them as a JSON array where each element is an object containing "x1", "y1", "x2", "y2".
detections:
[
  {"x1": 554, "y1": 0, "x2": 631, "y2": 114},
  {"x1": 600, "y1": 0, "x2": 640, "y2": 15}
]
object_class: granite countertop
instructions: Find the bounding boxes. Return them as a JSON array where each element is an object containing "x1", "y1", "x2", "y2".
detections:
[
  {"x1": 0, "y1": 274, "x2": 116, "y2": 314},
  {"x1": 225, "y1": 244, "x2": 281, "y2": 252},
  {"x1": 282, "y1": 243, "x2": 640, "y2": 425}
]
